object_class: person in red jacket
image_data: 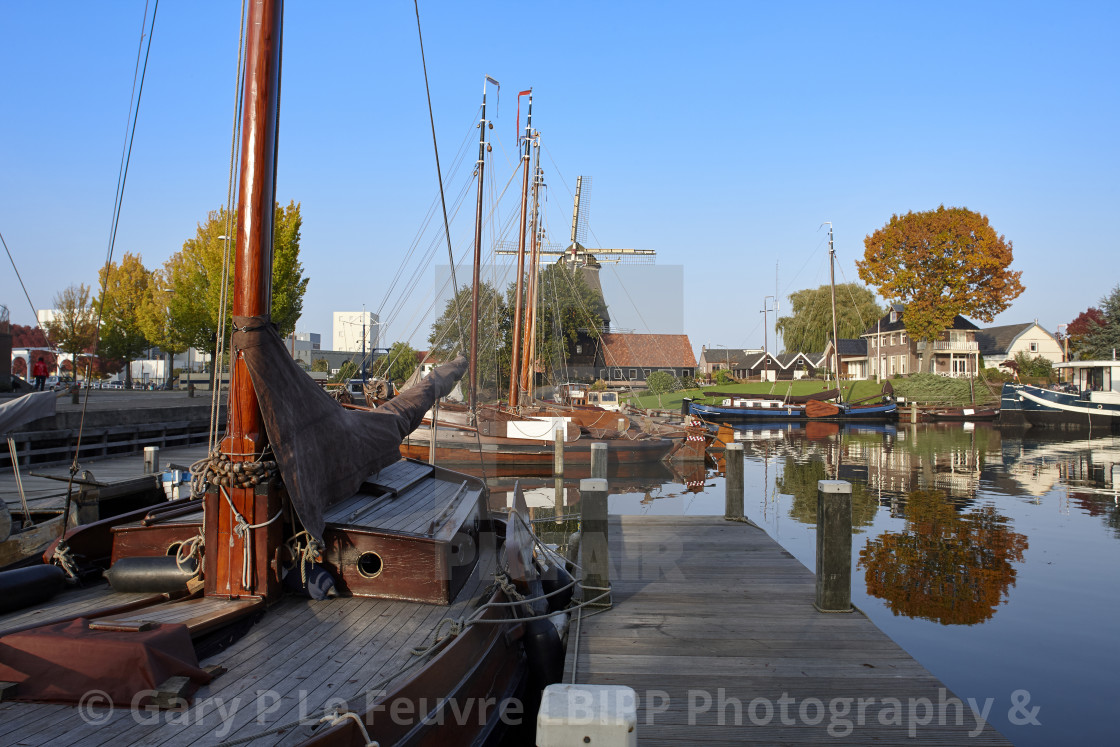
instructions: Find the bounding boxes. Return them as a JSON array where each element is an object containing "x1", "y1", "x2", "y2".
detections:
[{"x1": 32, "y1": 356, "x2": 49, "y2": 391}]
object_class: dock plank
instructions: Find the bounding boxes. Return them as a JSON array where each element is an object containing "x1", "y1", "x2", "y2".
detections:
[{"x1": 563, "y1": 515, "x2": 1010, "y2": 745}]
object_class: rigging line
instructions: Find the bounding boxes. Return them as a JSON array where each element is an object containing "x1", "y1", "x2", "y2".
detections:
[
  {"x1": 781, "y1": 234, "x2": 828, "y2": 298},
  {"x1": 63, "y1": 0, "x2": 159, "y2": 536},
  {"x1": 211, "y1": 0, "x2": 250, "y2": 454},
  {"x1": 0, "y1": 230, "x2": 44, "y2": 334},
  {"x1": 834, "y1": 262, "x2": 870, "y2": 332}
]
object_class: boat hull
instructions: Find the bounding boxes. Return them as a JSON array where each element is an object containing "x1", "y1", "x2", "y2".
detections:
[
  {"x1": 1000, "y1": 383, "x2": 1120, "y2": 432},
  {"x1": 689, "y1": 400, "x2": 897, "y2": 423}
]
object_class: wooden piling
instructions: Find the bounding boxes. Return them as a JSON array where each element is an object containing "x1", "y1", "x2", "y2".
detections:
[
  {"x1": 580, "y1": 476, "x2": 610, "y2": 607},
  {"x1": 590, "y1": 441, "x2": 607, "y2": 480},
  {"x1": 143, "y1": 446, "x2": 159, "y2": 475},
  {"x1": 725, "y1": 442, "x2": 744, "y2": 520},
  {"x1": 554, "y1": 427, "x2": 564, "y2": 476},
  {"x1": 815, "y1": 479, "x2": 853, "y2": 612}
]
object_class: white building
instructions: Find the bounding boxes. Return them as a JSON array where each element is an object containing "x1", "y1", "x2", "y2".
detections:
[
  {"x1": 332, "y1": 311, "x2": 379, "y2": 353},
  {"x1": 976, "y1": 322, "x2": 1064, "y2": 372}
]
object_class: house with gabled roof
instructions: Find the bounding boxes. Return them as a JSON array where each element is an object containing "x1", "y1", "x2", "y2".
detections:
[
  {"x1": 861, "y1": 304, "x2": 981, "y2": 378},
  {"x1": 697, "y1": 346, "x2": 763, "y2": 377},
  {"x1": 593, "y1": 332, "x2": 697, "y2": 385},
  {"x1": 822, "y1": 338, "x2": 870, "y2": 380},
  {"x1": 975, "y1": 322, "x2": 1063, "y2": 372}
]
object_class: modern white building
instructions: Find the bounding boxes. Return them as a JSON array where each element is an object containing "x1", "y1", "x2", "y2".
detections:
[{"x1": 332, "y1": 311, "x2": 379, "y2": 353}]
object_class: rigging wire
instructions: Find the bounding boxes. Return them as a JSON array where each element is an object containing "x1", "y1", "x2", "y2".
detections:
[
  {"x1": 61, "y1": 0, "x2": 160, "y2": 537},
  {"x1": 0, "y1": 230, "x2": 44, "y2": 335}
]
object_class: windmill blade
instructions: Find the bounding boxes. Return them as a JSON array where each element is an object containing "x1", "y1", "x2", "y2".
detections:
[{"x1": 572, "y1": 176, "x2": 592, "y2": 245}]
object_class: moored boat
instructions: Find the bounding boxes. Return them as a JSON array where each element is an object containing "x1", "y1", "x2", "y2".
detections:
[{"x1": 1000, "y1": 358, "x2": 1120, "y2": 432}]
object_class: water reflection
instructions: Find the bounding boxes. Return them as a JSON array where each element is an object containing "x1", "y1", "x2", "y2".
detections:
[{"x1": 858, "y1": 489, "x2": 1028, "y2": 625}]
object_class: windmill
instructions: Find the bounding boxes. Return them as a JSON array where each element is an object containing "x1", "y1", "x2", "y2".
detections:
[{"x1": 497, "y1": 175, "x2": 656, "y2": 329}]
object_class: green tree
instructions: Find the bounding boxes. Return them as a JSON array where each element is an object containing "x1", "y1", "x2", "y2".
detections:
[
  {"x1": 1066, "y1": 307, "x2": 1105, "y2": 360},
  {"x1": 776, "y1": 283, "x2": 885, "y2": 354},
  {"x1": 311, "y1": 358, "x2": 330, "y2": 372},
  {"x1": 330, "y1": 360, "x2": 358, "y2": 384},
  {"x1": 97, "y1": 252, "x2": 153, "y2": 386},
  {"x1": 373, "y1": 341, "x2": 420, "y2": 384},
  {"x1": 858, "y1": 206, "x2": 1025, "y2": 372},
  {"x1": 430, "y1": 282, "x2": 510, "y2": 400},
  {"x1": 1012, "y1": 351, "x2": 1053, "y2": 379},
  {"x1": 533, "y1": 262, "x2": 606, "y2": 381},
  {"x1": 646, "y1": 370, "x2": 680, "y2": 407},
  {"x1": 45, "y1": 284, "x2": 98, "y2": 377},
  {"x1": 164, "y1": 202, "x2": 308, "y2": 351}
]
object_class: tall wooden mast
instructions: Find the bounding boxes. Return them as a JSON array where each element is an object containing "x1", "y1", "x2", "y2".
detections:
[
  {"x1": 519, "y1": 143, "x2": 543, "y2": 403},
  {"x1": 469, "y1": 77, "x2": 497, "y2": 420},
  {"x1": 206, "y1": 0, "x2": 284, "y2": 599},
  {"x1": 507, "y1": 90, "x2": 532, "y2": 407}
]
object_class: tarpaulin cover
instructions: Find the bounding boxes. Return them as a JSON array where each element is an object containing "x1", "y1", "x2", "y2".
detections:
[
  {"x1": 0, "y1": 390, "x2": 56, "y2": 435},
  {"x1": 232, "y1": 315, "x2": 467, "y2": 541},
  {"x1": 0, "y1": 617, "x2": 211, "y2": 706}
]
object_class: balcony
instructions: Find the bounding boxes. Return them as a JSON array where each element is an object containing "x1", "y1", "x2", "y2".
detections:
[{"x1": 916, "y1": 340, "x2": 978, "y2": 353}]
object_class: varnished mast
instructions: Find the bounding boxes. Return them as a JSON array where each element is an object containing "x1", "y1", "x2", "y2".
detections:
[
  {"x1": 519, "y1": 143, "x2": 543, "y2": 403},
  {"x1": 507, "y1": 90, "x2": 533, "y2": 407},
  {"x1": 206, "y1": 0, "x2": 284, "y2": 599},
  {"x1": 469, "y1": 77, "x2": 497, "y2": 420}
]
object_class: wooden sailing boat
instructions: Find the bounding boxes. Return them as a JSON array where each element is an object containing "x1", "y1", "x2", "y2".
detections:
[{"x1": 0, "y1": 4, "x2": 565, "y2": 743}]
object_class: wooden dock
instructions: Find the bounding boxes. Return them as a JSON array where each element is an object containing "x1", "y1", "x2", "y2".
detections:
[{"x1": 563, "y1": 515, "x2": 1010, "y2": 744}]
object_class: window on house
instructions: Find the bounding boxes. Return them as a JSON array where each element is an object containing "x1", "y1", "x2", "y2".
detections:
[
  {"x1": 1029, "y1": 342, "x2": 1038, "y2": 353},
  {"x1": 576, "y1": 344, "x2": 582, "y2": 354},
  {"x1": 890, "y1": 356, "x2": 895, "y2": 375},
  {"x1": 629, "y1": 368, "x2": 637, "y2": 379},
  {"x1": 900, "y1": 356, "x2": 907, "y2": 374},
  {"x1": 890, "y1": 333, "x2": 896, "y2": 345},
  {"x1": 900, "y1": 333, "x2": 907, "y2": 345},
  {"x1": 612, "y1": 368, "x2": 622, "y2": 380}
]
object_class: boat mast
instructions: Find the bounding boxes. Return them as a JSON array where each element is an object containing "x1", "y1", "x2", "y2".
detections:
[
  {"x1": 520, "y1": 142, "x2": 543, "y2": 404},
  {"x1": 508, "y1": 89, "x2": 532, "y2": 408},
  {"x1": 208, "y1": 0, "x2": 284, "y2": 599},
  {"x1": 826, "y1": 221, "x2": 841, "y2": 403},
  {"x1": 469, "y1": 76, "x2": 497, "y2": 421}
]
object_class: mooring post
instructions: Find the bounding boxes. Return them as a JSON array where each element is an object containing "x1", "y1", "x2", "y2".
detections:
[
  {"x1": 815, "y1": 479, "x2": 853, "y2": 612},
  {"x1": 725, "y1": 442, "x2": 744, "y2": 520},
  {"x1": 580, "y1": 476, "x2": 610, "y2": 607},
  {"x1": 910, "y1": 401, "x2": 917, "y2": 424},
  {"x1": 591, "y1": 441, "x2": 607, "y2": 480},
  {"x1": 554, "y1": 427, "x2": 564, "y2": 476},
  {"x1": 143, "y1": 446, "x2": 160, "y2": 475}
]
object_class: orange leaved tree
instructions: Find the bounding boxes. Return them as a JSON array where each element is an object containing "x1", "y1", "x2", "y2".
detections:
[{"x1": 858, "y1": 206, "x2": 1024, "y2": 372}]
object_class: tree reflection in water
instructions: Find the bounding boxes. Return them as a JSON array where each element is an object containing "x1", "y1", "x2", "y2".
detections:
[{"x1": 858, "y1": 489, "x2": 1027, "y2": 625}]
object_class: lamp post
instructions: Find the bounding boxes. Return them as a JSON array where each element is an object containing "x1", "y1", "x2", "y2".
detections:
[{"x1": 762, "y1": 295, "x2": 775, "y2": 382}]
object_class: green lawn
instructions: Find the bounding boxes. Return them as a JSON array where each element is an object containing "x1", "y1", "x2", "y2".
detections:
[{"x1": 624, "y1": 378, "x2": 887, "y2": 411}]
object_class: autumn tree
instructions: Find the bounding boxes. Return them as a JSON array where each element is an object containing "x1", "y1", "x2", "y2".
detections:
[
  {"x1": 776, "y1": 283, "x2": 885, "y2": 354},
  {"x1": 858, "y1": 206, "x2": 1024, "y2": 372},
  {"x1": 45, "y1": 284, "x2": 98, "y2": 378},
  {"x1": 97, "y1": 252, "x2": 153, "y2": 386},
  {"x1": 162, "y1": 202, "x2": 309, "y2": 352},
  {"x1": 1068, "y1": 285, "x2": 1120, "y2": 360}
]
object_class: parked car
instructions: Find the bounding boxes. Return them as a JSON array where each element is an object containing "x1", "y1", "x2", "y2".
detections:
[{"x1": 106, "y1": 381, "x2": 124, "y2": 390}]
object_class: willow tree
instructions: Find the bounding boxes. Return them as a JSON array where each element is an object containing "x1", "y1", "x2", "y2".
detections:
[
  {"x1": 858, "y1": 206, "x2": 1024, "y2": 372},
  {"x1": 776, "y1": 283, "x2": 884, "y2": 354}
]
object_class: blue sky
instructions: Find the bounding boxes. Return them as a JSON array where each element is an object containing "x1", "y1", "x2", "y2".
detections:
[{"x1": 2, "y1": 1, "x2": 1117, "y2": 358}]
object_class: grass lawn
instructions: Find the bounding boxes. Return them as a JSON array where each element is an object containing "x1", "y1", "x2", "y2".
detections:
[{"x1": 624, "y1": 378, "x2": 886, "y2": 411}]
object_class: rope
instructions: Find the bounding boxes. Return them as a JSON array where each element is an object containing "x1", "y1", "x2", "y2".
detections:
[
  {"x1": 51, "y1": 540, "x2": 81, "y2": 581},
  {"x1": 175, "y1": 530, "x2": 205, "y2": 574},
  {"x1": 220, "y1": 485, "x2": 283, "y2": 589},
  {"x1": 286, "y1": 530, "x2": 324, "y2": 586},
  {"x1": 318, "y1": 712, "x2": 379, "y2": 747}
]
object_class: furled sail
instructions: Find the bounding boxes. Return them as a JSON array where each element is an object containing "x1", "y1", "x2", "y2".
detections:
[{"x1": 232, "y1": 315, "x2": 466, "y2": 539}]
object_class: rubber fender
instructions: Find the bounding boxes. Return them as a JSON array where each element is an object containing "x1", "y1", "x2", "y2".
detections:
[
  {"x1": 541, "y1": 562, "x2": 575, "y2": 613},
  {"x1": 0, "y1": 564, "x2": 67, "y2": 613},
  {"x1": 524, "y1": 617, "x2": 565, "y2": 690},
  {"x1": 282, "y1": 562, "x2": 337, "y2": 600},
  {"x1": 104, "y1": 555, "x2": 198, "y2": 594}
]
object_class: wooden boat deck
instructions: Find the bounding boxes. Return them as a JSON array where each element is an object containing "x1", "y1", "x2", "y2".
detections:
[
  {"x1": 0, "y1": 533, "x2": 505, "y2": 746},
  {"x1": 564, "y1": 516, "x2": 1010, "y2": 744}
]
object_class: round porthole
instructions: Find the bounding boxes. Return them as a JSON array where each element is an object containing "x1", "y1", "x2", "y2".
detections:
[{"x1": 357, "y1": 551, "x2": 384, "y2": 579}]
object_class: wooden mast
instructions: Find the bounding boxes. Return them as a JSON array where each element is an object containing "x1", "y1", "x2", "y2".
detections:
[
  {"x1": 507, "y1": 90, "x2": 532, "y2": 407},
  {"x1": 519, "y1": 142, "x2": 542, "y2": 404},
  {"x1": 827, "y1": 222, "x2": 842, "y2": 404},
  {"x1": 469, "y1": 77, "x2": 497, "y2": 421},
  {"x1": 206, "y1": 0, "x2": 284, "y2": 600}
]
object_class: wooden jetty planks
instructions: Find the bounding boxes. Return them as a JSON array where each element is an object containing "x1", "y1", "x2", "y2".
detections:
[{"x1": 564, "y1": 515, "x2": 1011, "y2": 744}]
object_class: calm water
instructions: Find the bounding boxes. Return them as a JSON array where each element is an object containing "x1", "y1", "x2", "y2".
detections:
[{"x1": 509, "y1": 423, "x2": 1119, "y2": 746}]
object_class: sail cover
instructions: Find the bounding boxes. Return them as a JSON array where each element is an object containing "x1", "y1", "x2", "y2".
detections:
[
  {"x1": 232, "y1": 316, "x2": 467, "y2": 540},
  {"x1": 0, "y1": 391, "x2": 56, "y2": 436}
]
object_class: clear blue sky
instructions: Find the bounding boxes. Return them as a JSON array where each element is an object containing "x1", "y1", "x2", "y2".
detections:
[{"x1": 3, "y1": 1, "x2": 1117, "y2": 358}]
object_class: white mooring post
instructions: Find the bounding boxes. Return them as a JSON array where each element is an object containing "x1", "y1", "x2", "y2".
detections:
[
  {"x1": 815, "y1": 479, "x2": 853, "y2": 612},
  {"x1": 143, "y1": 446, "x2": 160, "y2": 475},
  {"x1": 537, "y1": 683, "x2": 637, "y2": 747}
]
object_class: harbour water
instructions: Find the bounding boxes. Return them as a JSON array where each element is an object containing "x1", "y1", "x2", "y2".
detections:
[{"x1": 505, "y1": 423, "x2": 1118, "y2": 745}]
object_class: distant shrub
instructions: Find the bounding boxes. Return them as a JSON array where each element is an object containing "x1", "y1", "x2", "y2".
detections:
[
  {"x1": 590, "y1": 379, "x2": 608, "y2": 392},
  {"x1": 714, "y1": 369, "x2": 733, "y2": 385}
]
